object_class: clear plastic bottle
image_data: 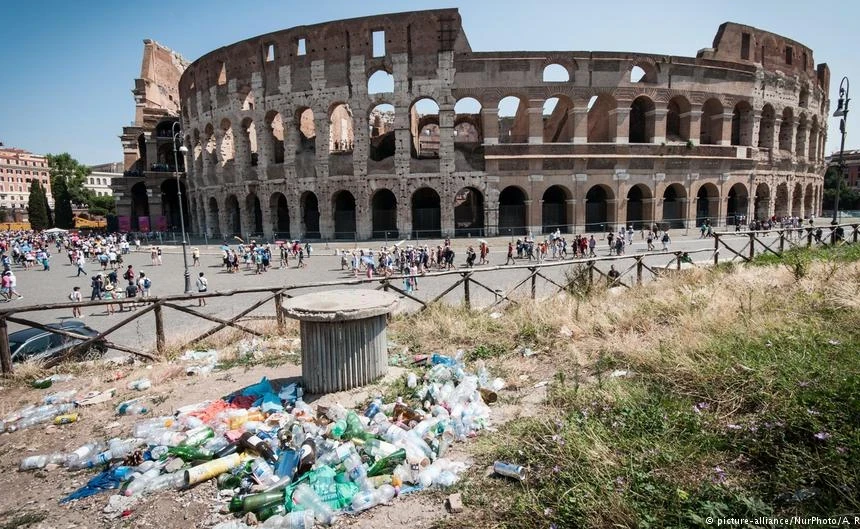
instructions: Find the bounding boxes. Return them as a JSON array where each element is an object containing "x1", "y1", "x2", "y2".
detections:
[
  {"x1": 407, "y1": 372, "x2": 418, "y2": 388},
  {"x1": 343, "y1": 452, "x2": 369, "y2": 489},
  {"x1": 291, "y1": 483, "x2": 336, "y2": 525},
  {"x1": 315, "y1": 441, "x2": 355, "y2": 467},
  {"x1": 132, "y1": 416, "x2": 176, "y2": 437},
  {"x1": 20, "y1": 453, "x2": 67, "y2": 470},
  {"x1": 124, "y1": 467, "x2": 161, "y2": 496},
  {"x1": 43, "y1": 390, "x2": 77, "y2": 404},
  {"x1": 350, "y1": 483, "x2": 396, "y2": 512},
  {"x1": 66, "y1": 441, "x2": 106, "y2": 469},
  {"x1": 262, "y1": 511, "x2": 314, "y2": 529}
]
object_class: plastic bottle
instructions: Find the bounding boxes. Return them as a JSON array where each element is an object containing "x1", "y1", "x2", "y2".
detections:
[
  {"x1": 322, "y1": 403, "x2": 347, "y2": 422},
  {"x1": 430, "y1": 353, "x2": 457, "y2": 367},
  {"x1": 292, "y1": 398, "x2": 314, "y2": 420},
  {"x1": 343, "y1": 452, "x2": 369, "y2": 489},
  {"x1": 127, "y1": 378, "x2": 152, "y2": 391},
  {"x1": 327, "y1": 419, "x2": 347, "y2": 439},
  {"x1": 132, "y1": 416, "x2": 177, "y2": 437},
  {"x1": 66, "y1": 441, "x2": 106, "y2": 469},
  {"x1": 251, "y1": 458, "x2": 279, "y2": 485},
  {"x1": 350, "y1": 483, "x2": 396, "y2": 512},
  {"x1": 181, "y1": 425, "x2": 215, "y2": 447},
  {"x1": 291, "y1": 483, "x2": 336, "y2": 525},
  {"x1": 343, "y1": 411, "x2": 372, "y2": 441},
  {"x1": 367, "y1": 448, "x2": 406, "y2": 477},
  {"x1": 363, "y1": 398, "x2": 382, "y2": 419},
  {"x1": 124, "y1": 467, "x2": 162, "y2": 496},
  {"x1": 315, "y1": 441, "x2": 355, "y2": 467},
  {"x1": 406, "y1": 372, "x2": 418, "y2": 388},
  {"x1": 295, "y1": 439, "x2": 316, "y2": 477},
  {"x1": 167, "y1": 445, "x2": 214, "y2": 462},
  {"x1": 290, "y1": 423, "x2": 305, "y2": 449},
  {"x1": 362, "y1": 439, "x2": 399, "y2": 459},
  {"x1": 116, "y1": 400, "x2": 149, "y2": 416},
  {"x1": 144, "y1": 471, "x2": 185, "y2": 493},
  {"x1": 87, "y1": 438, "x2": 141, "y2": 467},
  {"x1": 20, "y1": 453, "x2": 67, "y2": 470},
  {"x1": 262, "y1": 511, "x2": 314, "y2": 529},
  {"x1": 53, "y1": 413, "x2": 80, "y2": 425},
  {"x1": 43, "y1": 390, "x2": 77, "y2": 404}
]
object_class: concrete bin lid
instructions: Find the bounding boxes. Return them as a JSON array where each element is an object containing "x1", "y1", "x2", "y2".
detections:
[{"x1": 282, "y1": 289, "x2": 399, "y2": 322}]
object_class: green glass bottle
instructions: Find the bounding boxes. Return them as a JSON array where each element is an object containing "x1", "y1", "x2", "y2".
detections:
[
  {"x1": 180, "y1": 426, "x2": 215, "y2": 447},
  {"x1": 367, "y1": 448, "x2": 406, "y2": 477},
  {"x1": 167, "y1": 445, "x2": 214, "y2": 462},
  {"x1": 255, "y1": 502, "x2": 286, "y2": 521},
  {"x1": 343, "y1": 411, "x2": 373, "y2": 441},
  {"x1": 229, "y1": 490, "x2": 284, "y2": 513}
]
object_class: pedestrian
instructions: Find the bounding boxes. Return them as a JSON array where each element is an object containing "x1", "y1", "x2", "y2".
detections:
[
  {"x1": 124, "y1": 280, "x2": 139, "y2": 310},
  {"x1": 123, "y1": 264, "x2": 135, "y2": 284},
  {"x1": 6, "y1": 271, "x2": 22, "y2": 300},
  {"x1": 150, "y1": 246, "x2": 158, "y2": 266},
  {"x1": 69, "y1": 286, "x2": 83, "y2": 318},
  {"x1": 661, "y1": 231, "x2": 671, "y2": 251},
  {"x1": 138, "y1": 272, "x2": 151, "y2": 298},
  {"x1": 156, "y1": 247, "x2": 163, "y2": 266},
  {"x1": 76, "y1": 252, "x2": 87, "y2": 277},
  {"x1": 297, "y1": 247, "x2": 306, "y2": 268},
  {"x1": 192, "y1": 247, "x2": 201, "y2": 267},
  {"x1": 505, "y1": 242, "x2": 515, "y2": 265},
  {"x1": 103, "y1": 284, "x2": 116, "y2": 315},
  {"x1": 90, "y1": 274, "x2": 103, "y2": 301},
  {"x1": 607, "y1": 265, "x2": 621, "y2": 286},
  {"x1": 196, "y1": 272, "x2": 208, "y2": 306}
]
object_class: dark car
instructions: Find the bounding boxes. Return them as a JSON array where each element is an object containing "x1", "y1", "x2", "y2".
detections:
[{"x1": 9, "y1": 320, "x2": 106, "y2": 364}]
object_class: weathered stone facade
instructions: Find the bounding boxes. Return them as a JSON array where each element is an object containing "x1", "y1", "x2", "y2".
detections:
[{"x1": 175, "y1": 9, "x2": 830, "y2": 240}]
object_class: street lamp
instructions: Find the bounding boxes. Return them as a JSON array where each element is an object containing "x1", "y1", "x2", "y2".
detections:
[
  {"x1": 831, "y1": 76, "x2": 850, "y2": 225},
  {"x1": 171, "y1": 121, "x2": 192, "y2": 293}
]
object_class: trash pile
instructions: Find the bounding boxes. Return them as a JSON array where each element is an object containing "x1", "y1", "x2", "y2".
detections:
[{"x1": 15, "y1": 351, "x2": 504, "y2": 528}]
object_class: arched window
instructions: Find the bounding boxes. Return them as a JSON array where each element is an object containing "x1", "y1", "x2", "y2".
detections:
[
  {"x1": 629, "y1": 96, "x2": 656, "y2": 143},
  {"x1": 542, "y1": 64, "x2": 569, "y2": 82},
  {"x1": 328, "y1": 103, "x2": 354, "y2": 153},
  {"x1": 410, "y1": 98, "x2": 440, "y2": 158},
  {"x1": 367, "y1": 70, "x2": 394, "y2": 94},
  {"x1": 542, "y1": 96, "x2": 574, "y2": 143},
  {"x1": 368, "y1": 103, "x2": 395, "y2": 162},
  {"x1": 699, "y1": 99, "x2": 724, "y2": 145},
  {"x1": 498, "y1": 96, "x2": 526, "y2": 143},
  {"x1": 666, "y1": 96, "x2": 691, "y2": 142}
]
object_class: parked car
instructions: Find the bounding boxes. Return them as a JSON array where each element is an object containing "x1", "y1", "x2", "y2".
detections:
[{"x1": 9, "y1": 320, "x2": 106, "y2": 364}]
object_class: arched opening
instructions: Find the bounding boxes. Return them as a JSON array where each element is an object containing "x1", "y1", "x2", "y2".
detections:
[
  {"x1": 804, "y1": 183, "x2": 813, "y2": 216},
  {"x1": 541, "y1": 185, "x2": 570, "y2": 233},
  {"x1": 130, "y1": 182, "x2": 150, "y2": 231},
  {"x1": 225, "y1": 195, "x2": 241, "y2": 235},
  {"x1": 543, "y1": 96, "x2": 574, "y2": 143},
  {"x1": 410, "y1": 98, "x2": 440, "y2": 158},
  {"x1": 454, "y1": 187, "x2": 484, "y2": 237},
  {"x1": 795, "y1": 114, "x2": 808, "y2": 158},
  {"x1": 726, "y1": 183, "x2": 748, "y2": 224},
  {"x1": 778, "y1": 108, "x2": 794, "y2": 151},
  {"x1": 454, "y1": 98, "x2": 484, "y2": 171},
  {"x1": 192, "y1": 130, "x2": 203, "y2": 175},
  {"x1": 666, "y1": 96, "x2": 691, "y2": 142},
  {"x1": 799, "y1": 87, "x2": 809, "y2": 108},
  {"x1": 498, "y1": 186, "x2": 527, "y2": 235},
  {"x1": 367, "y1": 69, "x2": 394, "y2": 94},
  {"x1": 774, "y1": 183, "x2": 789, "y2": 217},
  {"x1": 270, "y1": 192, "x2": 290, "y2": 236},
  {"x1": 754, "y1": 183, "x2": 770, "y2": 219},
  {"x1": 207, "y1": 197, "x2": 220, "y2": 236},
  {"x1": 156, "y1": 143, "x2": 175, "y2": 170},
  {"x1": 700, "y1": 98, "x2": 724, "y2": 145},
  {"x1": 368, "y1": 103, "x2": 395, "y2": 162},
  {"x1": 328, "y1": 103, "x2": 354, "y2": 153},
  {"x1": 219, "y1": 118, "x2": 235, "y2": 169},
  {"x1": 240, "y1": 117, "x2": 258, "y2": 167},
  {"x1": 808, "y1": 117, "x2": 819, "y2": 161},
  {"x1": 629, "y1": 96, "x2": 656, "y2": 143},
  {"x1": 204, "y1": 124, "x2": 217, "y2": 179},
  {"x1": 587, "y1": 94, "x2": 617, "y2": 142},
  {"x1": 585, "y1": 185, "x2": 613, "y2": 232},
  {"x1": 265, "y1": 111, "x2": 285, "y2": 164},
  {"x1": 626, "y1": 184, "x2": 652, "y2": 229},
  {"x1": 296, "y1": 108, "x2": 316, "y2": 155},
  {"x1": 695, "y1": 183, "x2": 719, "y2": 226},
  {"x1": 332, "y1": 190, "x2": 356, "y2": 239},
  {"x1": 411, "y1": 187, "x2": 441, "y2": 237},
  {"x1": 792, "y1": 183, "x2": 803, "y2": 216},
  {"x1": 498, "y1": 96, "x2": 527, "y2": 143},
  {"x1": 244, "y1": 193, "x2": 263, "y2": 235},
  {"x1": 301, "y1": 192, "x2": 320, "y2": 239},
  {"x1": 371, "y1": 189, "x2": 398, "y2": 239},
  {"x1": 662, "y1": 183, "x2": 687, "y2": 228},
  {"x1": 630, "y1": 66, "x2": 645, "y2": 83},
  {"x1": 758, "y1": 104, "x2": 775, "y2": 149},
  {"x1": 454, "y1": 120, "x2": 481, "y2": 143},
  {"x1": 731, "y1": 101, "x2": 753, "y2": 146},
  {"x1": 160, "y1": 179, "x2": 190, "y2": 232},
  {"x1": 542, "y1": 63, "x2": 570, "y2": 82}
]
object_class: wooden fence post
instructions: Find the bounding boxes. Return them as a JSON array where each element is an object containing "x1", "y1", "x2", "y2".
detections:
[
  {"x1": 0, "y1": 317, "x2": 11, "y2": 375},
  {"x1": 853, "y1": 224, "x2": 859, "y2": 243},
  {"x1": 779, "y1": 230, "x2": 785, "y2": 254},
  {"x1": 154, "y1": 304, "x2": 165, "y2": 355},
  {"x1": 676, "y1": 252, "x2": 682, "y2": 270},
  {"x1": 713, "y1": 234, "x2": 720, "y2": 265},
  {"x1": 807, "y1": 228, "x2": 813, "y2": 248},
  {"x1": 529, "y1": 267, "x2": 537, "y2": 300},
  {"x1": 274, "y1": 292, "x2": 285, "y2": 333},
  {"x1": 749, "y1": 232, "x2": 756, "y2": 260},
  {"x1": 636, "y1": 257, "x2": 643, "y2": 285},
  {"x1": 463, "y1": 273, "x2": 471, "y2": 310},
  {"x1": 588, "y1": 263, "x2": 594, "y2": 287}
]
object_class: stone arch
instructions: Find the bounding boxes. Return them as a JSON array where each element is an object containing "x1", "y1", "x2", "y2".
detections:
[
  {"x1": 192, "y1": 129, "x2": 203, "y2": 176},
  {"x1": 498, "y1": 96, "x2": 527, "y2": 143},
  {"x1": 808, "y1": 116, "x2": 819, "y2": 161},
  {"x1": 264, "y1": 111, "x2": 285, "y2": 164},
  {"x1": 778, "y1": 107, "x2": 794, "y2": 151},
  {"x1": 695, "y1": 182, "x2": 720, "y2": 226},
  {"x1": 587, "y1": 94, "x2": 617, "y2": 142},
  {"x1": 367, "y1": 69, "x2": 394, "y2": 95},
  {"x1": 662, "y1": 183, "x2": 687, "y2": 228},
  {"x1": 758, "y1": 104, "x2": 776, "y2": 149},
  {"x1": 219, "y1": 119, "x2": 234, "y2": 178},
  {"x1": 454, "y1": 97, "x2": 483, "y2": 143},
  {"x1": 270, "y1": 192, "x2": 290, "y2": 235},
  {"x1": 454, "y1": 187, "x2": 485, "y2": 236},
  {"x1": 585, "y1": 184, "x2": 614, "y2": 232},
  {"x1": 225, "y1": 194, "x2": 241, "y2": 235},
  {"x1": 727, "y1": 183, "x2": 748, "y2": 225},
  {"x1": 301, "y1": 191, "x2": 320, "y2": 238},
  {"x1": 700, "y1": 98, "x2": 724, "y2": 145},
  {"x1": 754, "y1": 182, "x2": 770, "y2": 219},
  {"x1": 666, "y1": 96, "x2": 691, "y2": 142},
  {"x1": 792, "y1": 183, "x2": 803, "y2": 216},
  {"x1": 207, "y1": 196, "x2": 220, "y2": 236},
  {"x1": 543, "y1": 95, "x2": 574, "y2": 143},
  {"x1": 245, "y1": 192, "x2": 263, "y2": 235},
  {"x1": 541, "y1": 185, "x2": 571, "y2": 233},
  {"x1": 328, "y1": 103, "x2": 354, "y2": 153},
  {"x1": 629, "y1": 95, "x2": 656, "y2": 143},
  {"x1": 332, "y1": 190, "x2": 356, "y2": 239},
  {"x1": 130, "y1": 182, "x2": 150, "y2": 231},
  {"x1": 499, "y1": 186, "x2": 528, "y2": 235},
  {"x1": 542, "y1": 63, "x2": 570, "y2": 82},
  {"x1": 774, "y1": 183, "x2": 789, "y2": 217},
  {"x1": 368, "y1": 103, "x2": 395, "y2": 162},
  {"x1": 626, "y1": 183, "x2": 653, "y2": 229},
  {"x1": 629, "y1": 61, "x2": 658, "y2": 83},
  {"x1": 410, "y1": 97, "x2": 440, "y2": 158},
  {"x1": 160, "y1": 179, "x2": 189, "y2": 232},
  {"x1": 411, "y1": 187, "x2": 441, "y2": 237},
  {"x1": 731, "y1": 101, "x2": 753, "y2": 146},
  {"x1": 795, "y1": 113, "x2": 808, "y2": 158},
  {"x1": 804, "y1": 183, "x2": 813, "y2": 216},
  {"x1": 204, "y1": 123, "x2": 217, "y2": 181},
  {"x1": 799, "y1": 86, "x2": 810, "y2": 108},
  {"x1": 296, "y1": 107, "x2": 316, "y2": 154},
  {"x1": 371, "y1": 188, "x2": 398, "y2": 238},
  {"x1": 240, "y1": 117, "x2": 258, "y2": 167}
]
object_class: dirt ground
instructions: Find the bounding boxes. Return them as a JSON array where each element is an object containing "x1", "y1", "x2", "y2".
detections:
[{"x1": 0, "y1": 343, "x2": 551, "y2": 529}]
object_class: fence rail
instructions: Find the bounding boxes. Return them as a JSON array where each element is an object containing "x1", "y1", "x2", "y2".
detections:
[{"x1": 1, "y1": 223, "x2": 857, "y2": 375}]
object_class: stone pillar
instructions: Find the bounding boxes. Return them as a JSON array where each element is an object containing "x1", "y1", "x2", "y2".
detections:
[
  {"x1": 573, "y1": 198, "x2": 587, "y2": 232},
  {"x1": 523, "y1": 199, "x2": 534, "y2": 235},
  {"x1": 565, "y1": 198, "x2": 575, "y2": 232},
  {"x1": 261, "y1": 196, "x2": 274, "y2": 240},
  {"x1": 796, "y1": 126, "x2": 809, "y2": 160},
  {"x1": 528, "y1": 101, "x2": 544, "y2": 144},
  {"x1": 685, "y1": 110, "x2": 703, "y2": 145},
  {"x1": 606, "y1": 198, "x2": 619, "y2": 232},
  {"x1": 571, "y1": 108, "x2": 589, "y2": 144},
  {"x1": 751, "y1": 111, "x2": 762, "y2": 149},
  {"x1": 232, "y1": 123, "x2": 250, "y2": 181},
  {"x1": 438, "y1": 103, "x2": 456, "y2": 176},
  {"x1": 482, "y1": 108, "x2": 499, "y2": 145},
  {"x1": 650, "y1": 107, "x2": 668, "y2": 144},
  {"x1": 318, "y1": 192, "x2": 334, "y2": 240},
  {"x1": 239, "y1": 196, "x2": 253, "y2": 238},
  {"x1": 531, "y1": 199, "x2": 543, "y2": 234},
  {"x1": 780, "y1": 119, "x2": 796, "y2": 154},
  {"x1": 201, "y1": 137, "x2": 214, "y2": 186},
  {"x1": 611, "y1": 108, "x2": 631, "y2": 144},
  {"x1": 214, "y1": 129, "x2": 227, "y2": 184},
  {"x1": 642, "y1": 198, "x2": 656, "y2": 229},
  {"x1": 719, "y1": 113, "x2": 734, "y2": 146},
  {"x1": 710, "y1": 197, "x2": 723, "y2": 225},
  {"x1": 356, "y1": 192, "x2": 372, "y2": 240},
  {"x1": 654, "y1": 197, "x2": 664, "y2": 224},
  {"x1": 440, "y1": 191, "x2": 455, "y2": 238},
  {"x1": 255, "y1": 119, "x2": 272, "y2": 176}
]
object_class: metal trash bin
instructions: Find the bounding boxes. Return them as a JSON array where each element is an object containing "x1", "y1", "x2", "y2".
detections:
[{"x1": 282, "y1": 289, "x2": 398, "y2": 394}]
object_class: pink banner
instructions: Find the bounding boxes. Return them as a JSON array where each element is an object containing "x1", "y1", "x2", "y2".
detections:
[
  {"x1": 153, "y1": 215, "x2": 168, "y2": 232},
  {"x1": 138, "y1": 216, "x2": 151, "y2": 232},
  {"x1": 118, "y1": 216, "x2": 131, "y2": 232}
]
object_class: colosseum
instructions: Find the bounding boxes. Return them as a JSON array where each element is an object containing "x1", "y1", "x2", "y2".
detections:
[{"x1": 166, "y1": 8, "x2": 829, "y2": 240}]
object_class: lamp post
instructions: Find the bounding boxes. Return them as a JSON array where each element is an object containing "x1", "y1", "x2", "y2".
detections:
[
  {"x1": 171, "y1": 121, "x2": 192, "y2": 293},
  {"x1": 831, "y1": 76, "x2": 850, "y2": 225}
]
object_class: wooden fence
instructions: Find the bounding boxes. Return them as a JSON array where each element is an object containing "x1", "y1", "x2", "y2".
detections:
[{"x1": 1, "y1": 223, "x2": 856, "y2": 375}]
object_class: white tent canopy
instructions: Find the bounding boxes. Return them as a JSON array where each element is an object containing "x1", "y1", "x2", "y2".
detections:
[{"x1": 43, "y1": 228, "x2": 68, "y2": 234}]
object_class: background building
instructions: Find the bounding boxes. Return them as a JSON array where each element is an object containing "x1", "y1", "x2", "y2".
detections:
[
  {"x1": 826, "y1": 149, "x2": 860, "y2": 189},
  {"x1": 0, "y1": 146, "x2": 54, "y2": 219},
  {"x1": 87, "y1": 162, "x2": 122, "y2": 197}
]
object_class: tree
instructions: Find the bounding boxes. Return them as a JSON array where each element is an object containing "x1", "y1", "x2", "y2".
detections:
[
  {"x1": 823, "y1": 166, "x2": 860, "y2": 211},
  {"x1": 47, "y1": 153, "x2": 88, "y2": 229},
  {"x1": 88, "y1": 194, "x2": 117, "y2": 217},
  {"x1": 27, "y1": 180, "x2": 49, "y2": 230}
]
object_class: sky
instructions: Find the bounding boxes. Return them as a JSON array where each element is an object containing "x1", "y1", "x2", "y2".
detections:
[{"x1": 0, "y1": 0, "x2": 857, "y2": 165}]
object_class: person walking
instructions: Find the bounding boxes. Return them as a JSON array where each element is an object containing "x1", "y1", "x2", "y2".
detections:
[
  {"x1": 76, "y1": 252, "x2": 87, "y2": 277},
  {"x1": 6, "y1": 271, "x2": 22, "y2": 300},
  {"x1": 192, "y1": 247, "x2": 201, "y2": 267},
  {"x1": 138, "y1": 272, "x2": 151, "y2": 298},
  {"x1": 196, "y1": 272, "x2": 208, "y2": 307},
  {"x1": 69, "y1": 286, "x2": 83, "y2": 318},
  {"x1": 505, "y1": 242, "x2": 515, "y2": 265},
  {"x1": 156, "y1": 247, "x2": 163, "y2": 266}
]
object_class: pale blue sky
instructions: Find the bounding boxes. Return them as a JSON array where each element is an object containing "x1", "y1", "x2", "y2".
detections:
[{"x1": 0, "y1": 0, "x2": 856, "y2": 165}]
